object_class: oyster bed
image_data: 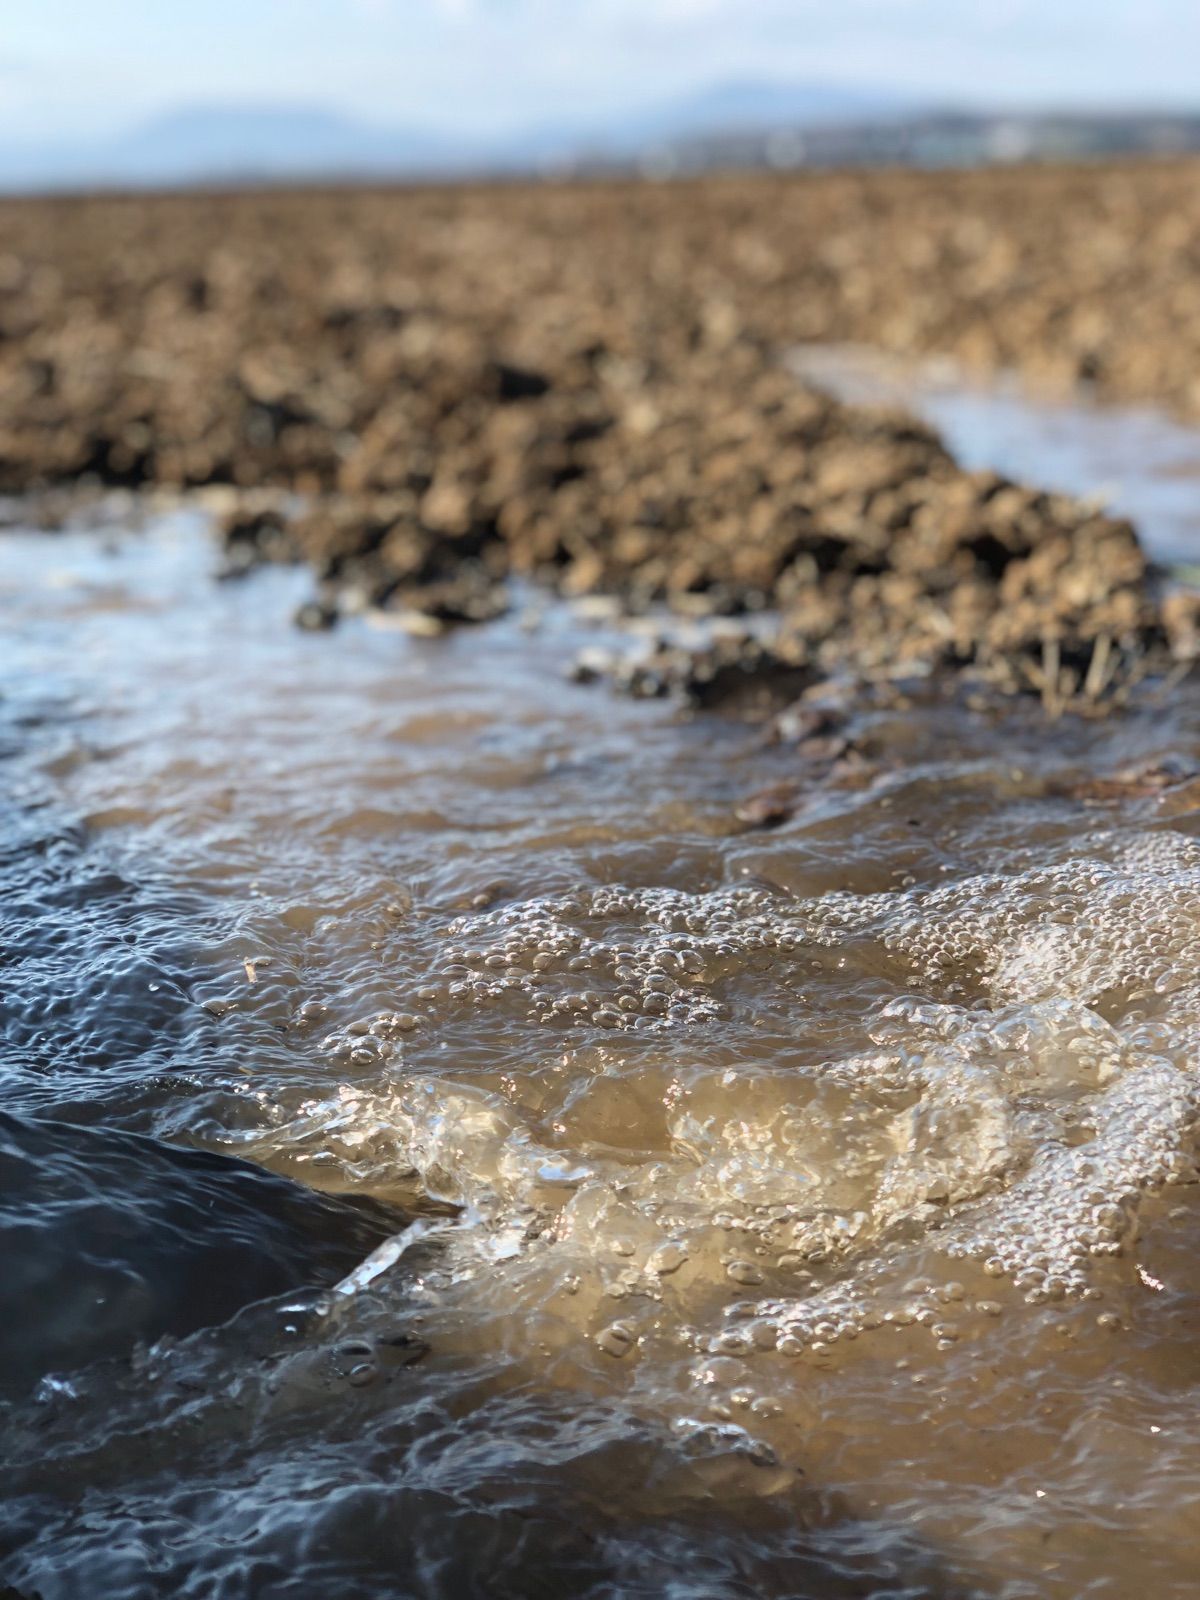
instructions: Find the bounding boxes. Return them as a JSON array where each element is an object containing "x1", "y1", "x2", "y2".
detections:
[{"x1": 2, "y1": 172, "x2": 1200, "y2": 689}]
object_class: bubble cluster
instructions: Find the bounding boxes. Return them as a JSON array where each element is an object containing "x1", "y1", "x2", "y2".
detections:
[
  {"x1": 871, "y1": 829, "x2": 1200, "y2": 1008},
  {"x1": 722, "y1": 829, "x2": 1200, "y2": 1340},
  {"x1": 941, "y1": 1059, "x2": 1200, "y2": 1297},
  {"x1": 434, "y1": 882, "x2": 802, "y2": 1032},
  {"x1": 235, "y1": 825, "x2": 1200, "y2": 1367}
]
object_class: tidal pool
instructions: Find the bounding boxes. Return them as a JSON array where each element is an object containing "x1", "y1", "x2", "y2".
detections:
[{"x1": 3, "y1": 379, "x2": 1200, "y2": 1598}]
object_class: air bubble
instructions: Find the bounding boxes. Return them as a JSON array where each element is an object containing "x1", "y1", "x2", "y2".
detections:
[
  {"x1": 649, "y1": 1242, "x2": 689, "y2": 1275},
  {"x1": 596, "y1": 1323, "x2": 636, "y2": 1358}
]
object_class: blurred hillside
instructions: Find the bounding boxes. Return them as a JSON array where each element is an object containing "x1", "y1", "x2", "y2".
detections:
[{"x1": 3, "y1": 82, "x2": 1197, "y2": 193}]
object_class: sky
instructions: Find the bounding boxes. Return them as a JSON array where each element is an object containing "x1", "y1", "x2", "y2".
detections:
[{"x1": 0, "y1": 0, "x2": 1196, "y2": 144}]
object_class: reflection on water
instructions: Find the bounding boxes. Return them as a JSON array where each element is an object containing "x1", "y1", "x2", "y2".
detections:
[
  {"x1": 3, "y1": 400, "x2": 1200, "y2": 1596},
  {"x1": 793, "y1": 344, "x2": 1200, "y2": 569}
]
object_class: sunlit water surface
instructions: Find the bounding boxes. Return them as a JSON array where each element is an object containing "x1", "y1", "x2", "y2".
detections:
[{"x1": 4, "y1": 376, "x2": 1200, "y2": 1599}]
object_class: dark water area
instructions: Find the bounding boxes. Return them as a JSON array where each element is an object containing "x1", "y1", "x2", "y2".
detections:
[
  {"x1": 0, "y1": 1110, "x2": 407, "y2": 1397},
  {"x1": 4, "y1": 382, "x2": 1200, "y2": 1598}
]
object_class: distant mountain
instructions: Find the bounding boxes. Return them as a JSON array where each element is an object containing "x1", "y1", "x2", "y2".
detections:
[
  {"x1": 616, "y1": 78, "x2": 919, "y2": 143},
  {"x1": 0, "y1": 104, "x2": 465, "y2": 191},
  {"x1": 505, "y1": 78, "x2": 921, "y2": 165},
  {"x1": 0, "y1": 81, "x2": 926, "y2": 193},
  {"x1": 106, "y1": 105, "x2": 461, "y2": 182}
]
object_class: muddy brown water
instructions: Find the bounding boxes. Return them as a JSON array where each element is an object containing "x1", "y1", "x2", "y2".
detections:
[{"x1": 4, "y1": 372, "x2": 1200, "y2": 1598}]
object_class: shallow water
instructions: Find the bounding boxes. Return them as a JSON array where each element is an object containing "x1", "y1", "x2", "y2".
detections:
[
  {"x1": 793, "y1": 345, "x2": 1200, "y2": 568},
  {"x1": 4, "y1": 392, "x2": 1200, "y2": 1597}
]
